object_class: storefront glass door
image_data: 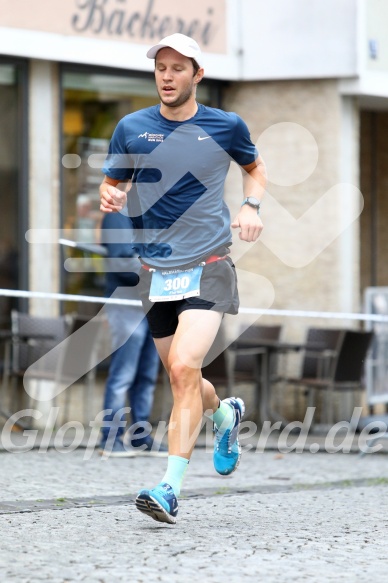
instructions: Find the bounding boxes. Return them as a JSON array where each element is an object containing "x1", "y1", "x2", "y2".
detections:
[{"x1": 0, "y1": 61, "x2": 27, "y2": 327}]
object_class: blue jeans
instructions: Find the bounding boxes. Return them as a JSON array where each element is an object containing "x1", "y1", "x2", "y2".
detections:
[{"x1": 100, "y1": 305, "x2": 160, "y2": 444}]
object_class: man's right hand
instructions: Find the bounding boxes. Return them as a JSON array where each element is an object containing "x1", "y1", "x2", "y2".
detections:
[{"x1": 99, "y1": 181, "x2": 127, "y2": 213}]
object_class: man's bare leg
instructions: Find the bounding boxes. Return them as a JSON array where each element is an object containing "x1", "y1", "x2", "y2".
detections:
[
  {"x1": 136, "y1": 309, "x2": 244, "y2": 523},
  {"x1": 154, "y1": 309, "x2": 223, "y2": 458}
]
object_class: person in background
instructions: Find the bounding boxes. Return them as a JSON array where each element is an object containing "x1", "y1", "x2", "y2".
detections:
[{"x1": 98, "y1": 211, "x2": 167, "y2": 458}]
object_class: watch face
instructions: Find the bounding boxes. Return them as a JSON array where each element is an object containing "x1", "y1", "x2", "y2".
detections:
[{"x1": 246, "y1": 197, "x2": 260, "y2": 208}]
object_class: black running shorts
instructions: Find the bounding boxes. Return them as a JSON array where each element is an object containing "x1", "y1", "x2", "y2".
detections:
[{"x1": 137, "y1": 257, "x2": 239, "y2": 338}]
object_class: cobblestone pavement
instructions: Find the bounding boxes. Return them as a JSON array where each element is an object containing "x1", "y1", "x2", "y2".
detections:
[{"x1": 1, "y1": 443, "x2": 388, "y2": 582}]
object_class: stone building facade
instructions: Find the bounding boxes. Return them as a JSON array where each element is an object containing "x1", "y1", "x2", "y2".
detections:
[{"x1": 0, "y1": 1, "x2": 388, "y2": 421}]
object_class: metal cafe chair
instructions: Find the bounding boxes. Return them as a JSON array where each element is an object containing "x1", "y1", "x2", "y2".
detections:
[
  {"x1": 280, "y1": 327, "x2": 345, "y2": 418},
  {"x1": 0, "y1": 310, "x2": 69, "y2": 419},
  {"x1": 1, "y1": 311, "x2": 104, "y2": 426},
  {"x1": 282, "y1": 328, "x2": 373, "y2": 427},
  {"x1": 24, "y1": 314, "x2": 105, "y2": 425}
]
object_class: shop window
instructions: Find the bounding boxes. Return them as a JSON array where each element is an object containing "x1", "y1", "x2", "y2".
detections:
[{"x1": 0, "y1": 62, "x2": 27, "y2": 327}]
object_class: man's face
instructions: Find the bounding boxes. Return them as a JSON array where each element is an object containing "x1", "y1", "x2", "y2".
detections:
[{"x1": 155, "y1": 48, "x2": 202, "y2": 108}]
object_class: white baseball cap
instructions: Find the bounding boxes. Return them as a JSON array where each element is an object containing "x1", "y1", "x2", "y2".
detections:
[{"x1": 146, "y1": 33, "x2": 203, "y2": 67}]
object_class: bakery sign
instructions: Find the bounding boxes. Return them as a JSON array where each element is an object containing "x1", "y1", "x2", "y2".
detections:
[{"x1": 0, "y1": 0, "x2": 226, "y2": 51}]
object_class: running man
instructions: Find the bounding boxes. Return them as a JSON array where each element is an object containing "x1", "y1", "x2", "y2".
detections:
[{"x1": 99, "y1": 33, "x2": 266, "y2": 524}]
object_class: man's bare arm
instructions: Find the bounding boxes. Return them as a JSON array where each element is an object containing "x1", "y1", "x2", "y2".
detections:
[
  {"x1": 231, "y1": 155, "x2": 267, "y2": 243},
  {"x1": 242, "y1": 154, "x2": 267, "y2": 201}
]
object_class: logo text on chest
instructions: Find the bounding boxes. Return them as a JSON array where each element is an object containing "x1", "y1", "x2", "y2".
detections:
[{"x1": 138, "y1": 132, "x2": 164, "y2": 143}]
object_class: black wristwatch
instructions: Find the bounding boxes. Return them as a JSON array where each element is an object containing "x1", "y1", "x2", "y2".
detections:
[{"x1": 241, "y1": 197, "x2": 261, "y2": 213}]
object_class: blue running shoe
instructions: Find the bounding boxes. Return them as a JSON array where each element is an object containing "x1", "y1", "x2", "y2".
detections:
[
  {"x1": 135, "y1": 483, "x2": 178, "y2": 524},
  {"x1": 213, "y1": 397, "x2": 245, "y2": 476}
]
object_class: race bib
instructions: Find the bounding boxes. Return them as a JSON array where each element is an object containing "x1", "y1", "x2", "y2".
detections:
[{"x1": 149, "y1": 265, "x2": 203, "y2": 302}]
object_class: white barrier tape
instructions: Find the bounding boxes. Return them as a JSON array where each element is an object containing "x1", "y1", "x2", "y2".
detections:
[
  {"x1": 0, "y1": 288, "x2": 388, "y2": 323},
  {"x1": 239, "y1": 307, "x2": 388, "y2": 324},
  {"x1": 0, "y1": 288, "x2": 141, "y2": 307}
]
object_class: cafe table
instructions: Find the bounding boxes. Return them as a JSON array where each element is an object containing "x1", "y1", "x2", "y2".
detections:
[{"x1": 229, "y1": 338, "x2": 325, "y2": 427}]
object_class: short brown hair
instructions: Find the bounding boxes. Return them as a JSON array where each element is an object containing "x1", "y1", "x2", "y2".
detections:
[{"x1": 191, "y1": 59, "x2": 200, "y2": 76}]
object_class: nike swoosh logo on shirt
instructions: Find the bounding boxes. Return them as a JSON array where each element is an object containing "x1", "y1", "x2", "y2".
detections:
[{"x1": 198, "y1": 136, "x2": 211, "y2": 140}]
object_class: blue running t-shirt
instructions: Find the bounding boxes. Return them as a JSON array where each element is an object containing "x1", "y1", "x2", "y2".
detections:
[{"x1": 102, "y1": 103, "x2": 258, "y2": 268}]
